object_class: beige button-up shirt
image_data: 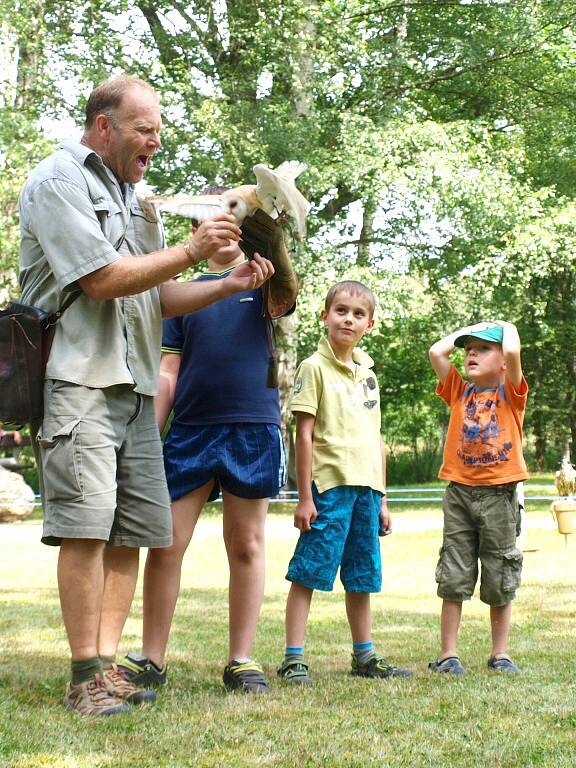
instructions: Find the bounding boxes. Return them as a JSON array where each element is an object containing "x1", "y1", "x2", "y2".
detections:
[{"x1": 19, "y1": 140, "x2": 164, "y2": 396}]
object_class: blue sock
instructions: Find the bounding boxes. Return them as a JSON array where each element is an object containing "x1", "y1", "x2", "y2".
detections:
[
  {"x1": 285, "y1": 646, "x2": 304, "y2": 662},
  {"x1": 353, "y1": 641, "x2": 374, "y2": 664}
]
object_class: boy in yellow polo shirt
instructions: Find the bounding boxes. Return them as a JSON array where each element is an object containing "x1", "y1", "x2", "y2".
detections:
[{"x1": 277, "y1": 280, "x2": 413, "y2": 684}]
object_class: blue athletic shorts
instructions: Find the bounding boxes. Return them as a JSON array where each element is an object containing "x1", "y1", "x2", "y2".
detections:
[
  {"x1": 286, "y1": 484, "x2": 382, "y2": 593},
  {"x1": 163, "y1": 422, "x2": 286, "y2": 502}
]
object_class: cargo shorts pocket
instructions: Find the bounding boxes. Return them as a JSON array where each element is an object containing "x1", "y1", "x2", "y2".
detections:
[
  {"x1": 37, "y1": 418, "x2": 83, "y2": 501},
  {"x1": 502, "y1": 547, "x2": 523, "y2": 593},
  {"x1": 434, "y1": 546, "x2": 445, "y2": 584}
]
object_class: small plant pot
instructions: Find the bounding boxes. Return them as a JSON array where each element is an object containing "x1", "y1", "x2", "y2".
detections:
[{"x1": 551, "y1": 499, "x2": 576, "y2": 535}]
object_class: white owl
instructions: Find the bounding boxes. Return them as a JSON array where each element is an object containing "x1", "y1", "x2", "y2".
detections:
[{"x1": 145, "y1": 161, "x2": 310, "y2": 238}]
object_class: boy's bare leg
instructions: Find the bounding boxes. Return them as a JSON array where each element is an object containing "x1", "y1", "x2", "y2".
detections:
[
  {"x1": 345, "y1": 591, "x2": 371, "y2": 644},
  {"x1": 141, "y1": 483, "x2": 212, "y2": 667},
  {"x1": 285, "y1": 582, "x2": 314, "y2": 647},
  {"x1": 222, "y1": 492, "x2": 268, "y2": 660},
  {"x1": 440, "y1": 599, "x2": 463, "y2": 657},
  {"x1": 98, "y1": 545, "x2": 140, "y2": 658},
  {"x1": 490, "y1": 602, "x2": 512, "y2": 656},
  {"x1": 58, "y1": 538, "x2": 106, "y2": 660}
]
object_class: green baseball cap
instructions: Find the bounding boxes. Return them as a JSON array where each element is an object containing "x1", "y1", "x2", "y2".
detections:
[{"x1": 454, "y1": 324, "x2": 503, "y2": 348}]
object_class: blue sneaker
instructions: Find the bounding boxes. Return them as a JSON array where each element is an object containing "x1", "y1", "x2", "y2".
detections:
[
  {"x1": 428, "y1": 656, "x2": 465, "y2": 675},
  {"x1": 487, "y1": 654, "x2": 519, "y2": 673}
]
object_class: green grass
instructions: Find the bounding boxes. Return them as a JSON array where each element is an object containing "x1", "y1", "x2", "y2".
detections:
[{"x1": 1, "y1": 503, "x2": 575, "y2": 767}]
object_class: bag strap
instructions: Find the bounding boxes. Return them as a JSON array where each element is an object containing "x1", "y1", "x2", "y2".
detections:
[{"x1": 43, "y1": 291, "x2": 81, "y2": 329}]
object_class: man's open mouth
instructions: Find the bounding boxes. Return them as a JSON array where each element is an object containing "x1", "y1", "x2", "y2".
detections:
[{"x1": 137, "y1": 155, "x2": 150, "y2": 169}]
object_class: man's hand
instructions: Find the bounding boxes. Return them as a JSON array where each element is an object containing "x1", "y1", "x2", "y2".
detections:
[
  {"x1": 185, "y1": 213, "x2": 241, "y2": 265},
  {"x1": 294, "y1": 499, "x2": 317, "y2": 532},
  {"x1": 222, "y1": 253, "x2": 275, "y2": 294}
]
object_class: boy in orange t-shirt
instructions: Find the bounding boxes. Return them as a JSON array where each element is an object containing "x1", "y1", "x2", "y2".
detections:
[{"x1": 428, "y1": 321, "x2": 528, "y2": 675}]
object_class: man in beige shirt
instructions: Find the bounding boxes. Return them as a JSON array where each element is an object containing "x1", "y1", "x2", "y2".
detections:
[{"x1": 19, "y1": 75, "x2": 274, "y2": 716}]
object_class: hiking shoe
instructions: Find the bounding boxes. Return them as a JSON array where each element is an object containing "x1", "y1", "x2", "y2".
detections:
[
  {"x1": 223, "y1": 660, "x2": 270, "y2": 693},
  {"x1": 64, "y1": 674, "x2": 129, "y2": 717},
  {"x1": 277, "y1": 659, "x2": 311, "y2": 684},
  {"x1": 487, "y1": 654, "x2": 519, "y2": 673},
  {"x1": 117, "y1": 651, "x2": 168, "y2": 687},
  {"x1": 103, "y1": 664, "x2": 157, "y2": 704},
  {"x1": 428, "y1": 656, "x2": 465, "y2": 675},
  {"x1": 351, "y1": 653, "x2": 414, "y2": 679}
]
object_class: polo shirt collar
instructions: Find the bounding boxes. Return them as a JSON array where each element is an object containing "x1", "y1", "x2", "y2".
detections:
[{"x1": 317, "y1": 335, "x2": 374, "y2": 369}]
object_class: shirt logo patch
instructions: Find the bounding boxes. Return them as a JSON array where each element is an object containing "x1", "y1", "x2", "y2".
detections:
[{"x1": 293, "y1": 377, "x2": 303, "y2": 394}]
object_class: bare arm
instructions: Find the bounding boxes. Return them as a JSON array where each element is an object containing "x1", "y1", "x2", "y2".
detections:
[
  {"x1": 293, "y1": 411, "x2": 317, "y2": 532},
  {"x1": 155, "y1": 352, "x2": 181, "y2": 433},
  {"x1": 379, "y1": 438, "x2": 391, "y2": 534},
  {"x1": 428, "y1": 322, "x2": 489, "y2": 383},
  {"x1": 496, "y1": 321, "x2": 523, "y2": 388},
  {"x1": 159, "y1": 254, "x2": 274, "y2": 318},
  {"x1": 78, "y1": 214, "x2": 241, "y2": 301}
]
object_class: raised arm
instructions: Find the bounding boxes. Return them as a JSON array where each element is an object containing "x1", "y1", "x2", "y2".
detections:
[
  {"x1": 428, "y1": 322, "x2": 489, "y2": 383},
  {"x1": 496, "y1": 320, "x2": 523, "y2": 388}
]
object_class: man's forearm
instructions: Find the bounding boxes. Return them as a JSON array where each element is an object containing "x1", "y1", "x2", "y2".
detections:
[{"x1": 79, "y1": 243, "x2": 193, "y2": 301}]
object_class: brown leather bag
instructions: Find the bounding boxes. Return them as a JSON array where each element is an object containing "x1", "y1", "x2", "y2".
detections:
[{"x1": 0, "y1": 295, "x2": 79, "y2": 425}]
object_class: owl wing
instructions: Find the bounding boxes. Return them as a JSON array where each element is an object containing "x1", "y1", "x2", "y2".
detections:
[
  {"x1": 145, "y1": 193, "x2": 225, "y2": 221},
  {"x1": 253, "y1": 163, "x2": 311, "y2": 238}
]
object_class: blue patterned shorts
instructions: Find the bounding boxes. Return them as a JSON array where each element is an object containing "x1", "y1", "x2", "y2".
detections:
[
  {"x1": 286, "y1": 484, "x2": 382, "y2": 593},
  {"x1": 163, "y1": 422, "x2": 286, "y2": 502}
]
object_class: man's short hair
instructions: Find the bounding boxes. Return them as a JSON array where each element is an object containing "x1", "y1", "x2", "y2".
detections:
[
  {"x1": 85, "y1": 75, "x2": 158, "y2": 129},
  {"x1": 324, "y1": 280, "x2": 376, "y2": 318}
]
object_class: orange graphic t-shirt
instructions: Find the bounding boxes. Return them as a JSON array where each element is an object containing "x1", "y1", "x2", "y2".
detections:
[{"x1": 437, "y1": 365, "x2": 529, "y2": 486}]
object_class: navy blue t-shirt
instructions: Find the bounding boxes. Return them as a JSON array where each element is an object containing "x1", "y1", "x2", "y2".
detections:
[{"x1": 162, "y1": 269, "x2": 281, "y2": 427}]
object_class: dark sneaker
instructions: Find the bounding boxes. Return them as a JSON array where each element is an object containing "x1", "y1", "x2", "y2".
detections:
[
  {"x1": 103, "y1": 664, "x2": 157, "y2": 704},
  {"x1": 117, "y1": 652, "x2": 168, "y2": 687},
  {"x1": 428, "y1": 656, "x2": 465, "y2": 675},
  {"x1": 487, "y1": 654, "x2": 519, "y2": 673},
  {"x1": 64, "y1": 674, "x2": 129, "y2": 717},
  {"x1": 223, "y1": 660, "x2": 270, "y2": 693},
  {"x1": 351, "y1": 653, "x2": 414, "y2": 679},
  {"x1": 277, "y1": 659, "x2": 311, "y2": 684}
]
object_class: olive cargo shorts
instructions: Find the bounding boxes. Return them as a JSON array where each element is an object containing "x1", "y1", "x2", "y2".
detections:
[
  {"x1": 435, "y1": 482, "x2": 523, "y2": 605},
  {"x1": 36, "y1": 381, "x2": 172, "y2": 548}
]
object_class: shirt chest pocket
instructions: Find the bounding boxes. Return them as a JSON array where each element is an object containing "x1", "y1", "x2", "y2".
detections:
[
  {"x1": 128, "y1": 200, "x2": 163, "y2": 254},
  {"x1": 92, "y1": 197, "x2": 126, "y2": 247}
]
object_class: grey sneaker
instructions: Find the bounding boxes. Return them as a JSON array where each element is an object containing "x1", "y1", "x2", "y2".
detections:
[
  {"x1": 487, "y1": 654, "x2": 519, "y2": 673},
  {"x1": 277, "y1": 659, "x2": 311, "y2": 684},
  {"x1": 428, "y1": 656, "x2": 465, "y2": 675},
  {"x1": 103, "y1": 664, "x2": 157, "y2": 704},
  {"x1": 64, "y1": 674, "x2": 129, "y2": 717},
  {"x1": 223, "y1": 660, "x2": 270, "y2": 693},
  {"x1": 351, "y1": 653, "x2": 414, "y2": 678}
]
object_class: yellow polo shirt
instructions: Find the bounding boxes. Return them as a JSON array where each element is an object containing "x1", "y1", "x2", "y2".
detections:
[{"x1": 290, "y1": 336, "x2": 384, "y2": 494}]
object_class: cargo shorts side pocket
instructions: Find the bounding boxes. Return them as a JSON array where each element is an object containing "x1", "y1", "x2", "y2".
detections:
[
  {"x1": 502, "y1": 547, "x2": 523, "y2": 594},
  {"x1": 37, "y1": 418, "x2": 83, "y2": 502},
  {"x1": 434, "y1": 546, "x2": 445, "y2": 584}
]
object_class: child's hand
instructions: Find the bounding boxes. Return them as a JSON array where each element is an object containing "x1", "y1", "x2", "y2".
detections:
[
  {"x1": 379, "y1": 501, "x2": 392, "y2": 536},
  {"x1": 294, "y1": 500, "x2": 317, "y2": 532}
]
